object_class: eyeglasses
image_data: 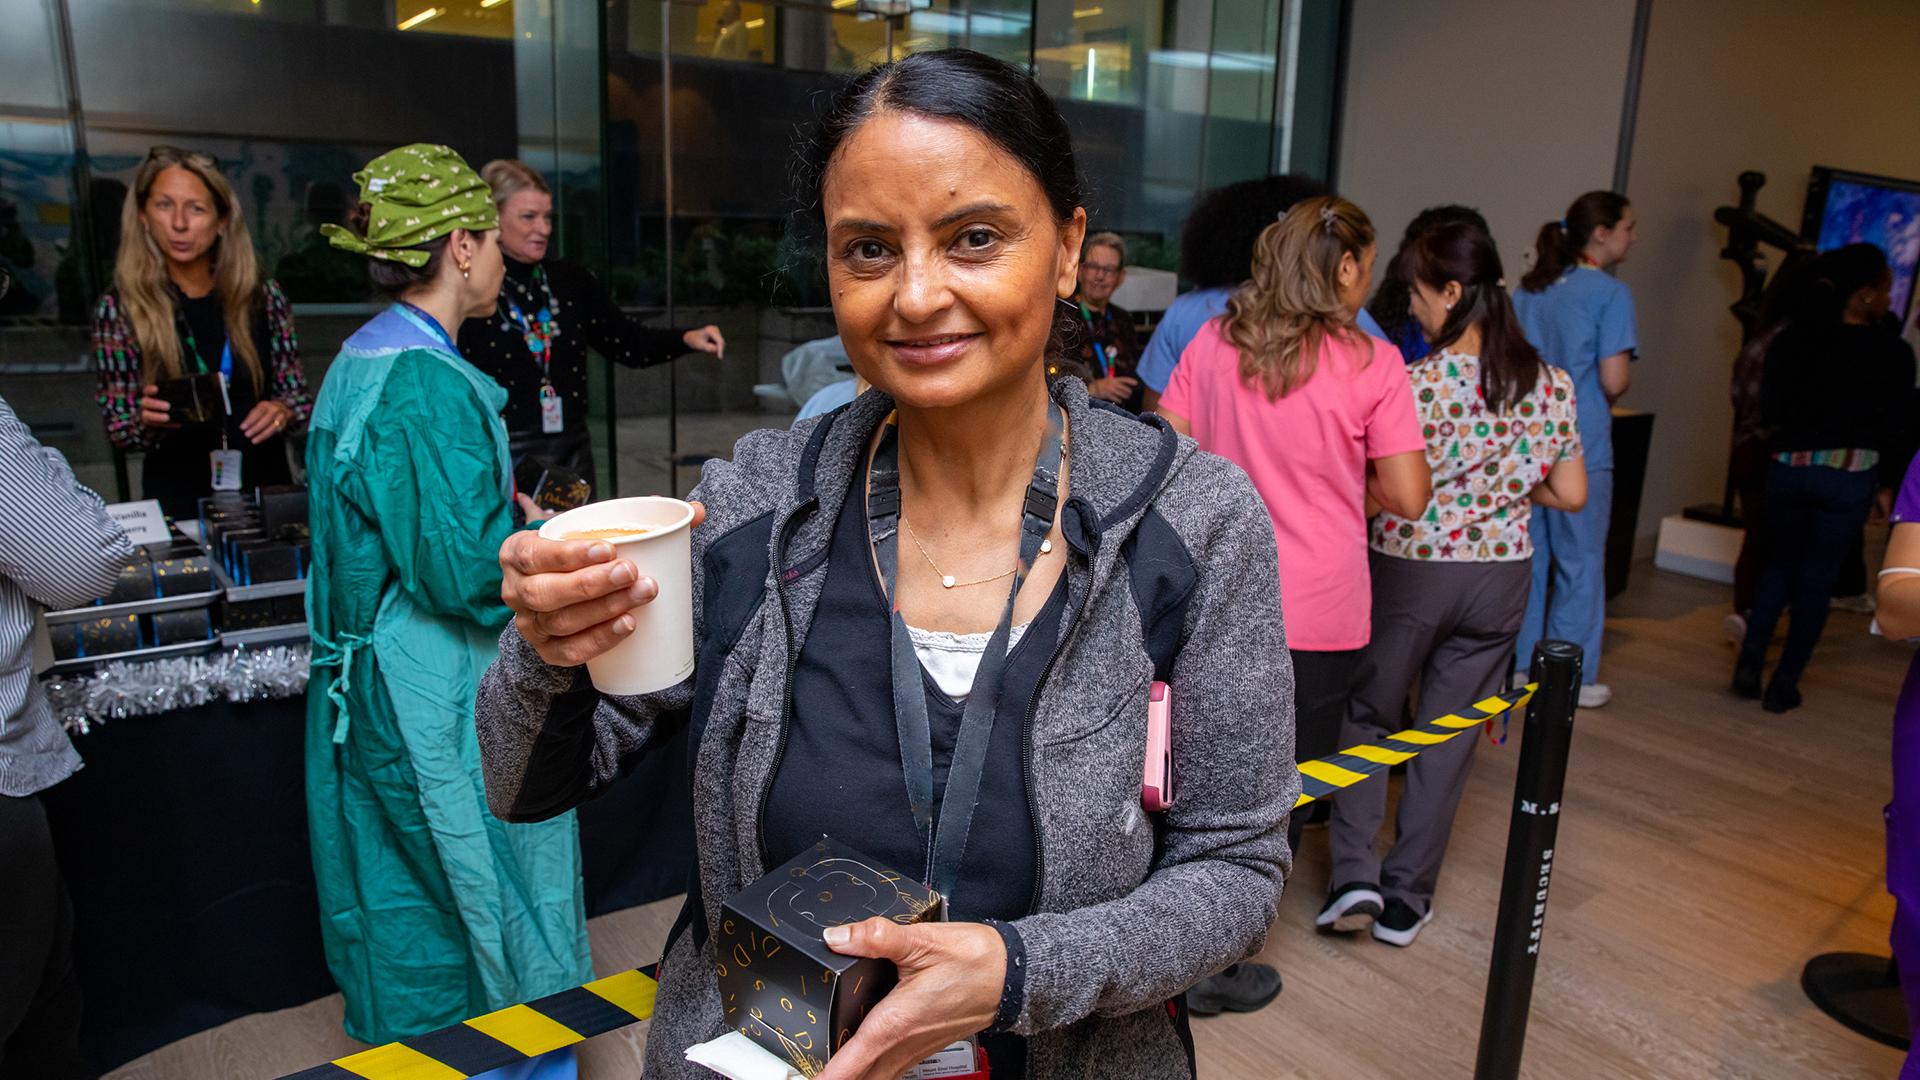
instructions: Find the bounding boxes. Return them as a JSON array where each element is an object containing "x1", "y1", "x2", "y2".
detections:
[
  {"x1": 145, "y1": 145, "x2": 219, "y2": 168},
  {"x1": 1082, "y1": 263, "x2": 1122, "y2": 277}
]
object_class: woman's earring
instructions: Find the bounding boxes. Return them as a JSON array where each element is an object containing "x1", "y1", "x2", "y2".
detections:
[{"x1": 460, "y1": 261, "x2": 472, "y2": 280}]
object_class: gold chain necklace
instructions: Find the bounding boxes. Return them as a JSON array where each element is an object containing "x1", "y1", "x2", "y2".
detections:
[{"x1": 902, "y1": 518, "x2": 1054, "y2": 589}]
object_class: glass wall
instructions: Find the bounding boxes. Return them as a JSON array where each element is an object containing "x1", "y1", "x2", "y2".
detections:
[
  {"x1": 0, "y1": 0, "x2": 604, "y2": 499},
  {"x1": 0, "y1": 0, "x2": 1341, "y2": 503},
  {"x1": 599, "y1": 0, "x2": 1341, "y2": 497}
]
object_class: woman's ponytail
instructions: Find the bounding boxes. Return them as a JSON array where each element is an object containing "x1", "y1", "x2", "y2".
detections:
[{"x1": 1521, "y1": 191, "x2": 1629, "y2": 293}]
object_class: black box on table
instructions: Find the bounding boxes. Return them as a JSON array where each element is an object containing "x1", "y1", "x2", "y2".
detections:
[
  {"x1": 72, "y1": 613, "x2": 142, "y2": 657},
  {"x1": 715, "y1": 836, "x2": 944, "y2": 1077},
  {"x1": 151, "y1": 553, "x2": 213, "y2": 597},
  {"x1": 257, "y1": 484, "x2": 308, "y2": 535},
  {"x1": 150, "y1": 609, "x2": 214, "y2": 646},
  {"x1": 223, "y1": 598, "x2": 277, "y2": 631},
  {"x1": 102, "y1": 550, "x2": 156, "y2": 605}
]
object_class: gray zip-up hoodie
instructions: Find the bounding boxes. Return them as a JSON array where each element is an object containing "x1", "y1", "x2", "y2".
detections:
[{"x1": 475, "y1": 377, "x2": 1298, "y2": 1078}]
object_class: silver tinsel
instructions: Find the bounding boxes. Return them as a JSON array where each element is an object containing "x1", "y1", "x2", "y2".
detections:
[{"x1": 45, "y1": 645, "x2": 310, "y2": 733}]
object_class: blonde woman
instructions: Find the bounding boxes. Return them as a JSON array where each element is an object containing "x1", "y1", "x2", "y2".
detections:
[
  {"x1": 92, "y1": 145, "x2": 308, "y2": 518},
  {"x1": 457, "y1": 159, "x2": 723, "y2": 497},
  {"x1": 1157, "y1": 195, "x2": 1428, "y2": 997}
]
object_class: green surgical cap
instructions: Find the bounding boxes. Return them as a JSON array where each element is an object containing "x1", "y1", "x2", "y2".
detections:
[{"x1": 321, "y1": 143, "x2": 498, "y2": 268}]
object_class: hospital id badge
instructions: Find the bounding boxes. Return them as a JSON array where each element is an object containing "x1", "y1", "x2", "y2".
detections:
[
  {"x1": 902, "y1": 1039, "x2": 988, "y2": 1079},
  {"x1": 210, "y1": 449, "x2": 243, "y2": 491},
  {"x1": 540, "y1": 385, "x2": 564, "y2": 434}
]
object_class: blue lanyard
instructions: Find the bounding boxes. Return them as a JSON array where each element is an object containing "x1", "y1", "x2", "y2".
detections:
[
  {"x1": 396, "y1": 302, "x2": 461, "y2": 354},
  {"x1": 1078, "y1": 302, "x2": 1112, "y2": 378}
]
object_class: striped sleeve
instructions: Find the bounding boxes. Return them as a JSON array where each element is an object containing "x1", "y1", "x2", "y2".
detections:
[
  {"x1": 0, "y1": 398, "x2": 133, "y2": 610},
  {"x1": 263, "y1": 279, "x2": 313, "y2": 431}
]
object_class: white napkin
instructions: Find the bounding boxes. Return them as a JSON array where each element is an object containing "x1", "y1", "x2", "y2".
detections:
[{"x1": 685, "y1": 1031, "x2": 810, "y2": 1080}]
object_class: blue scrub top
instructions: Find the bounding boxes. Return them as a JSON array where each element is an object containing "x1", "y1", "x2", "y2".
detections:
[
  {"x1": 1513, "y1": 267, "x2": 1637, "y2": 470},
  {"x1": 1136, "y1": 286, "x2": 1388, "y2": 393}
]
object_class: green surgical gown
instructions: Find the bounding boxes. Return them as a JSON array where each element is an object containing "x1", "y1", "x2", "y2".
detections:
[{"x1": 304, "y1": 304, "x2": 591, "y2": 1043}]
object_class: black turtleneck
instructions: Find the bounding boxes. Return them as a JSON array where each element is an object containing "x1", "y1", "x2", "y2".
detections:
[{"x1": 457, "y1": 255, "x2": 691, "y2": 437}]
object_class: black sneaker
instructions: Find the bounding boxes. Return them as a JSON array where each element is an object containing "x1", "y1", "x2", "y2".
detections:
[
  {"x1": 1370, "y1": 899, "x2": 1434, "y2": 947},
  {"x1": 1315, "y1": 882, "x2": 1384, "y2": 933},
  {"x1": 1184, "y1": 962, "x2": 1282, "y2": 1016},
  {"x1": 1732, "y1": 653, "x2": 1764, "y2": 700},
  {"x1": 1762, "y1": 681, "x2": 1802, "y2": 713}
]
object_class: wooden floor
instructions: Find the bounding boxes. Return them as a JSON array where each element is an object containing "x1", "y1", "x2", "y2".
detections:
[{"x1": 108, "y1": 560, "x2": 1910, "y2": 1079}]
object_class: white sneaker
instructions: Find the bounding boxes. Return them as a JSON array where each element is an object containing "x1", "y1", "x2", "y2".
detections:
[
  {"x1": 1316, "y1": 883, "x2": 1384, "y2": 933},
  {"x1": 1577, "y1": 683, "x2": 1612, "y2": 709},
  {"x1": 1371, "y1": 899, "x2": 1434, "y2": 947},
  {"x1": 1724, "y1": 612, "x2": 1747, "y2": 646},
  {"x1": 1833, "y1": 593, "x2": 1877, "y2": 615}
]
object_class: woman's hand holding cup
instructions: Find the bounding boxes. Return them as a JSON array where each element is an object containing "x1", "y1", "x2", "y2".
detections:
[{"x1": 500, "y1": 501, "x2": 704, "y2": 668}]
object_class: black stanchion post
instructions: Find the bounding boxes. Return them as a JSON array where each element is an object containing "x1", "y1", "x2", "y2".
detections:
[{"x1": 1473, "y1": 640, "x2": 1583, "y2": 1080}]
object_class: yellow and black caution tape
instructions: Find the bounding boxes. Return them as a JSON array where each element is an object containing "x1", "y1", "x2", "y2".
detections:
[
  {"x1": 1293, "y1": 683, "x2": 1535, "y2": 810},
  {"x1": 280, "y1": 683, "x2": 1536, "y2": 1078},
  {"x1": 279, "y1": 968, "x2": 656, "y2": 1079}
]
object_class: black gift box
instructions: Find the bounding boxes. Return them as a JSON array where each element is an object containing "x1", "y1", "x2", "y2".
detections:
[
  {"x1": 514, "y1": 459, "x2": 591, "y2": 514},
  {"x1": 150, "y1": 609, "x2": 214, "y2": 645},
  {"x1": 73, "y1": 613, "x2": 142, "y2": 657},
  {"x1": 223, "y1": 598, "x2": 277, "y2": 631},
  {"x1": 102, "y1": 550, "x2": 156, "y2": 605},
  {"x1": 242, "y1": 543, "x2": 301, "y2": 584},
  {"x1": 257, "y1": 484, "x2": 309, "y2": 534},
  {"x1": 716, "y1": 836, "x2": 944, "y2": 1076},
  {"x1": 151, "y1": 553, "x2": 212, "y2": 597},
  {"x1": 215, "y1": 528, "x2": 266, "y2": 575},
  {"x1": 154, "y1": 373, "x2": 226, "y2": 426},
  {"x1": 271, "y1": 594, "x2": 307, "y2": 625}
]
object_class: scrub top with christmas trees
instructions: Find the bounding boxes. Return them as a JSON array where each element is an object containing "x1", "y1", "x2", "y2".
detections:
[{"x1": 1372, "y1": 349, "x2": 1584, "y2": 563}]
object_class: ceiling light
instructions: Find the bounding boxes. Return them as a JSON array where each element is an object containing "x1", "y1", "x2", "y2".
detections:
[
  {"x1": 745, "y1": 17, "x2": 765, "y2": 28},
  {"x1": 397, "y1": 6, "x2": 443, "y2": 30},
  {"x1": 1073, "y1": 5, "x2": 1103, "y2": 16},
  {"x1": 480, "y1": 0, "x2": 508, "y2": 8}
]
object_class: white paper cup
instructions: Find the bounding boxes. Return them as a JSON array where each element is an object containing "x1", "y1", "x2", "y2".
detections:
[{"x1": 538, "y1": 496, "x2": 696, "y2": 696}]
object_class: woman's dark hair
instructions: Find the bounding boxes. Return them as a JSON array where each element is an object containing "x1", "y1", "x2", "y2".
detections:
[
  {"x1": 1405, "y1": 220, "x2": 1544, "y2": 414},
  {"x1": 1368, "y1": 203, "x2": 1490, "y2": 347},
  {"x1": 347, "y1": 201, "x2": 449, "y2": 301},
  {"x1": 1794, "y1": 242, "x2": 1890, "y2": 328},
  {"x1": 1178, "y1": 174, "x2": 1329, "y2": 288},
  {"x1": 794, "y1": 48, "x2": 1084, "y2": 230},
  {"x1": 1521, "y1": 190, "x2": 1629, "y2": 293},
  {"x1": 792, "y1": 48, "x2": 1086, "y2": 362}
]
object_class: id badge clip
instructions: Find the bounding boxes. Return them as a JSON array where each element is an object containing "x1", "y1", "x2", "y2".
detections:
[
  {"x1": 539, "y1": 384, "x2": 565, "y2": 434},
  {"x1": 902, "y1": 1039, "x2": 989, "y2": 1080}
]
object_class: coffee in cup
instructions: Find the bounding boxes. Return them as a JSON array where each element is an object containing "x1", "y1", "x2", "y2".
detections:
[{"x1": 538, "y1": 496, "x2": 696, "y2": 695}]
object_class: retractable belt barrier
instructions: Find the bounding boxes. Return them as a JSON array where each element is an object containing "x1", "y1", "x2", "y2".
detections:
[{"x1": 280, "y1": 662, "x2": 1571, "y2": 1080}]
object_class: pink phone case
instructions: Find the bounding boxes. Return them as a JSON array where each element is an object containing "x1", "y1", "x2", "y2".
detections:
[{"x1": 1143, "y1": 680, "x2": 1174, "y2": 811}]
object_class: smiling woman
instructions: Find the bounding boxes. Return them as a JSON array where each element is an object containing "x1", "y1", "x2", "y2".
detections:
[{"x1": 475, "y1": 48, "x2": 1300, "y2": 1080}]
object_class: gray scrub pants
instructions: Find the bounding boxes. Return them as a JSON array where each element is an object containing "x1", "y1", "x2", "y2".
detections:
[{"x1": 1328, "y1": 552, "x2": 1531, "y2": 916}]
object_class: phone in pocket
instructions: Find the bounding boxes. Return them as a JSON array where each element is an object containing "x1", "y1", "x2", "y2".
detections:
[{"x1": 1143, "y1": 680, "x2": 1174, "y2": 811}]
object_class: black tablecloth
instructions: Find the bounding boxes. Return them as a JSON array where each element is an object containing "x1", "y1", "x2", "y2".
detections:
[{"x1": 40, "y1": 692, "x2": 693, "y2": 1070}]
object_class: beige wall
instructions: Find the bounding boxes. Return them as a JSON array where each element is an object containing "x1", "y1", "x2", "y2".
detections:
[
  {"x1": 1337, "y1": 0, "x2": 1638, "y2": 299},
  {"x1": 1340, "y1": 0, "x2": 1920, "y2": 542},
  {"x1": 1620, "y1": 0, "x2": 1920, "y2": 537}
]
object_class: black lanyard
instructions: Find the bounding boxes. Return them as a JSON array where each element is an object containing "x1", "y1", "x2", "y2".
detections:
[{"x1": 865, "y1": 399, "x2": 1063, "y2": 901}]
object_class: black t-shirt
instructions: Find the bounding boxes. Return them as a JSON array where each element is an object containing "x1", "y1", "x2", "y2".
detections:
[
  {"x1": 764, "y1": 468, "x2": 1061, "y2": 1076},
  {"x1": 458, "y1": 256, "x2": 691, "y2": 438},
  {"x1": 1762, "y1": 321, "x2": 1918, "y2": 482}
]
